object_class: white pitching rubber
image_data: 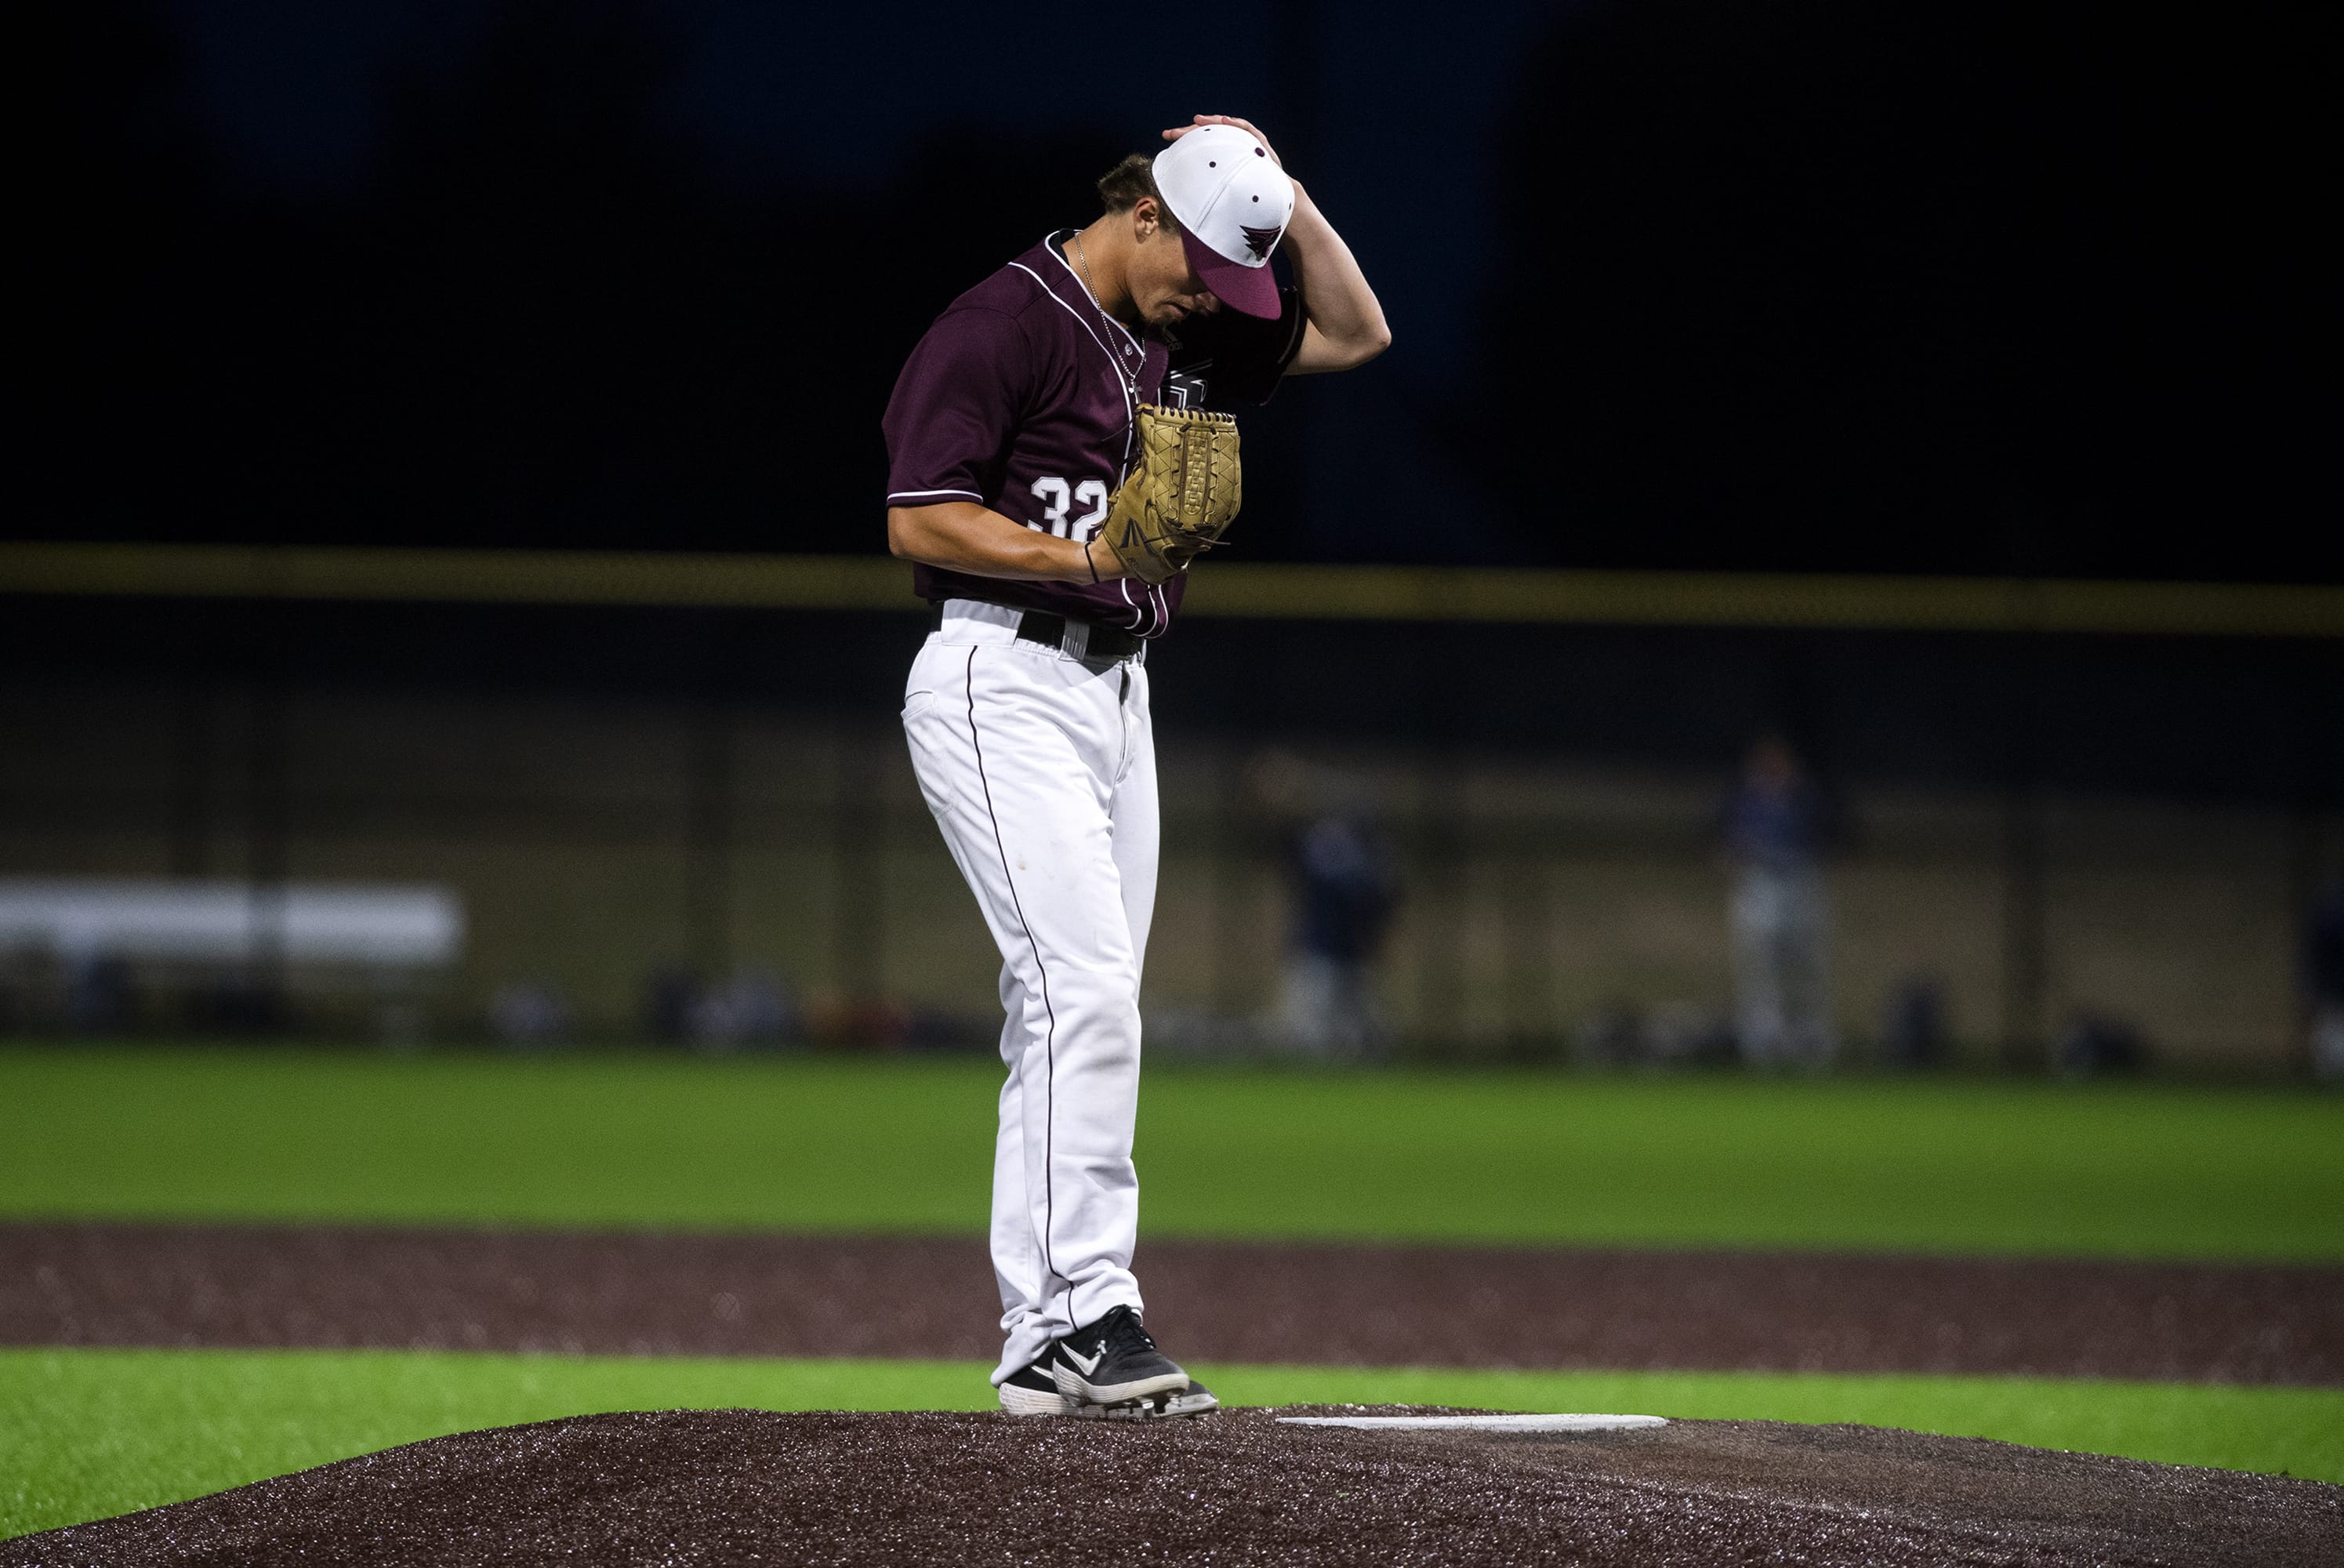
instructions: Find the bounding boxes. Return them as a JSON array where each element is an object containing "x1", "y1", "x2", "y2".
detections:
[{"x1": 1279, "y1": 1414, "x2": 1667, "y2": 1432}]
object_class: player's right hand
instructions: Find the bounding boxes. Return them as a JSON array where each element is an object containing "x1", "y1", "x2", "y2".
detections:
[{"x1": 1163, "y1": 114, "x2": 1282, "y2": 169}]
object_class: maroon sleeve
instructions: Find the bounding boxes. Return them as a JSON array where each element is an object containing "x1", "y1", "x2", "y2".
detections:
[
  {"x1": 1184, "y1": 285, "x2": 1306, "y2": 407},
  {"x1": 882, "y1": 307, "x2": 1035, "y2": 508}
]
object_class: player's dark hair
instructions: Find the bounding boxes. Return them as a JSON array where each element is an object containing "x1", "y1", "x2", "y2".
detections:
[{"x1": 1097, "y1": 154, "x2": 1178, "y2": 228}]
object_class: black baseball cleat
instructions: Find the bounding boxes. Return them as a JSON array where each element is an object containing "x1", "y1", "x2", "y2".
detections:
[
  {"x1": 1163, "y1": 1379, "x2": 1218, "y2": 1417},
  {"x1": 1051, "y1": 1305, "x2": 1199, "y2": 1410},
  {"x1": 1072, "y1": 1378, "x2": 1220, "y2": 1420},
  {"x1": 998, "y1": 1348, "x2": 1073, "y2": 1417}
]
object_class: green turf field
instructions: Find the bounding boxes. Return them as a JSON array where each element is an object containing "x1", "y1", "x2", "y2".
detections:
[
  {"x1": 5, "y1": 1047, "x2": 2341, "y2": 1258},
  {"x1": 5, "y1": 1047, "x2": 2340, "y2": 1540},
  {"x1": 5, "y1": 1347, "x2": 2338, "y2": 1540}
]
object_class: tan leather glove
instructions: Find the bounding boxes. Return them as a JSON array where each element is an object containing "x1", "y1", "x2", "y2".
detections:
[{"x1": 1098, "y1": 404, "x2": 1243, "y2": 585}]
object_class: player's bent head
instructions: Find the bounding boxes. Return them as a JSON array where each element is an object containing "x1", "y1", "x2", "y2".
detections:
[
  {"x1": 1098, "y1": 154, "x2": 1177, "y2": 227},
  {"x1": 1095, "y1": 154, "x2": 1216, "y2": 328}
]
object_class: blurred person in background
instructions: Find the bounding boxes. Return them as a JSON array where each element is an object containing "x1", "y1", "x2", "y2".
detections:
[
  {"x1": 63, "y1": 954, "x2": 134, "y2": 1035},
  {"x1": 488, "y1": 981, "x2": 571, "y2": 1047},
  {"x1": 1250, "y1": 751, "x2": 1399, "y2": 1060},
  {"x1": 2306, "y1": 884, "x2": 2344, "y2": 1080},
  {"x1": 1880, "y1": 975, "x2": 1949, "y2": 1069},
  {"x1": 1278, "y1": 812, "x2": 1399, "y2": 1060},
  {"x1": 1718, "y1": 735, "x2": 1845, "y2": 1069}
]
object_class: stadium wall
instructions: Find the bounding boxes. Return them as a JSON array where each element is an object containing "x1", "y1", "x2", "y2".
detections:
[{"x1": 2, "y1": 668, "x2": 2334, "y2": 1068}]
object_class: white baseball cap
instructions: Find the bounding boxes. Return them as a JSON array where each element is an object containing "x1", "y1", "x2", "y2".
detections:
[{"x1": 1151, "y1": 124, "x2": 1295, "y2": 319}]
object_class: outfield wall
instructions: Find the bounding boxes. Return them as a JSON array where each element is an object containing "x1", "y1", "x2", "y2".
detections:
[{"x1": 2, "y1": 674, "x2": 2333, "y2": 1069}]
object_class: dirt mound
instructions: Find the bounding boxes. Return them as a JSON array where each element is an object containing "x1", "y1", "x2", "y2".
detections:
[{"x1": 9, "y1": 1408, "x2": 2337, "y2": 1567}]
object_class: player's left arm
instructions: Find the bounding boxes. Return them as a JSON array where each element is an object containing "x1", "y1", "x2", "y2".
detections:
[{"x1": 1167, "y1": 114, "x2": 1390, "y2": 375}]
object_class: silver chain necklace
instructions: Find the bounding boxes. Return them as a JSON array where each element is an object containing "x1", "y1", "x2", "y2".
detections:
[{"x1": 1071, "y1": 232, "x2": 1145, "y2": 393}]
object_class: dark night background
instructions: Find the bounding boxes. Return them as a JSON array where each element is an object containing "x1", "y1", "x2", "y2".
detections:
[
  {"x1": 2, "y1": 2, "x2": 2341, "y2": 1068},
  {"x1": 20, "y1": 0, "x2": 2335, "y2": 580}
]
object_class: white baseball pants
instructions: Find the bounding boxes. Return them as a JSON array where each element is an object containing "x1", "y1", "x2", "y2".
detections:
[{"x1": 901, "y1": 600, "x2": 1158, "y2": 1385}]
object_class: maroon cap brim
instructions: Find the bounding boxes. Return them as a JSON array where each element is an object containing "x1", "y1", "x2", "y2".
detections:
[{"x1": 1180, "y1": 226, "x2": 1281, "y2": 319}]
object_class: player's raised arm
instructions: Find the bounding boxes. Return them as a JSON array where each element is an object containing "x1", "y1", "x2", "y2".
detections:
[
  {"x1": 1163, "y1": 114, "x2": 1390, "y2": 375},
  {"x1": 1281, "y1": 187, "x2": 1392, "y2": 374}
]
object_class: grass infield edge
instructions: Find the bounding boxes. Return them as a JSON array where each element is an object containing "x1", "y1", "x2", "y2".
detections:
[{"x1": 3, "y1": 1346, "x2": 2339, "y2": 1541}]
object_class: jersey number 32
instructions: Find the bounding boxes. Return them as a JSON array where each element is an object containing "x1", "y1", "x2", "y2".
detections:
[{"x1": 1029, "y1": 477, "x2": 1109, "y2": 539}]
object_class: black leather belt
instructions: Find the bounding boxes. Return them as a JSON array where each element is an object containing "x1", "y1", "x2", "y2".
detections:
[{"x1": 929, "y1": 601, "x2": 1145, "y2": 662}]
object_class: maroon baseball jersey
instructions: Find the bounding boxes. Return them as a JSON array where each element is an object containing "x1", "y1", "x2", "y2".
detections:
[{"x1": 884, "y1": 230, "x2": 1305, "y2": 637}]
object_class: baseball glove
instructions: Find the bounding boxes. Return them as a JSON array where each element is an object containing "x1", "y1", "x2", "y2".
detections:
[{"x1": 1098, "y1": 404, "x2": 1243, "y2": 585}]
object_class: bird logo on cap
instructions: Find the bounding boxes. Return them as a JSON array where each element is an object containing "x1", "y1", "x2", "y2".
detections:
[{"x1": 1240, "y1": 223, "x2": 1281, "y2": 260}]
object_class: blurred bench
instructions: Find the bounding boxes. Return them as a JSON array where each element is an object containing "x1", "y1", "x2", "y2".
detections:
[
  {"x1": 0, "y1": 879, "x2": 464, "y2": 1035},
  {"x1": 0, "y1": 879, "x2": 463, "y2": 967}
]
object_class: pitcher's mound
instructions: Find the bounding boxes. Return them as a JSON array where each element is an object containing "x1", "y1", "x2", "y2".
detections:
[{"x1": 11, "y1": 1406, "x2": 2337, "y2": 1566}]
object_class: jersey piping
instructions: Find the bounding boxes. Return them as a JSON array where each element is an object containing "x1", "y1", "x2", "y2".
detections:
[
  {"x1": 1004, "y1": 259, "x2": 1138, "y2": 484},
  {"x1": 1002, "y1": 258, "x2": 1162, "y2": 633}
]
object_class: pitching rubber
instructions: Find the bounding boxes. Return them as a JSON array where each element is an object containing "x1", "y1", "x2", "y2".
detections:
[{"x1": 1279, "y1": 1414, "x2": 1668, "y2": 1432}]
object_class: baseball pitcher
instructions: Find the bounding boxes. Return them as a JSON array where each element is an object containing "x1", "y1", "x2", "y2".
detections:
[{"x1": 884, "y1": 115, "x2": 1388, "y2": 1417}]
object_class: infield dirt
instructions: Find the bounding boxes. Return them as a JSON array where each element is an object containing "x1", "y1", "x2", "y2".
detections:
[
  {"x1": 8, "y1": 1406, "x2": 2339, "y2": 1567},
  {"x1": 8, "y1": 1224, "x2": 2339, "y2": 1383}
]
